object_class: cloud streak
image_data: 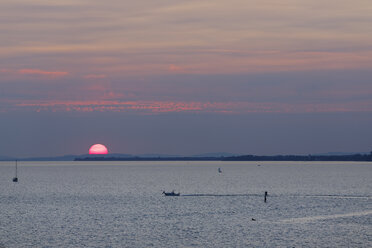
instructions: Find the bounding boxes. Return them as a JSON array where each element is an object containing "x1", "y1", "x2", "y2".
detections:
[
  {"x1": 18, "y1": 69, "x2": 69, "y2": 77},
  {"x1": 8, "y1": 99, "x2": 372, "y2": 114}
]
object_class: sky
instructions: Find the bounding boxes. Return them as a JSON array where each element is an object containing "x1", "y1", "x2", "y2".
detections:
[{"x1": 1, "y1": 0, "x2": 372, "y2": 157}]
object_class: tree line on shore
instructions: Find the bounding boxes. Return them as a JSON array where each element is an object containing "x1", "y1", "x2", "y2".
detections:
[{"x1": 75, "y1": 153, "x2": 372, "y2": 161}]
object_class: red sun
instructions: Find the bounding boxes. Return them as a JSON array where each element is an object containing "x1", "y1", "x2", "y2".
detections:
[{"x1": 89, "y1": 144, "x2": 108, "y2": 155}]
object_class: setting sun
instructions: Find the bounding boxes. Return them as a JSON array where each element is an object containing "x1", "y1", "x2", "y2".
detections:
[{"x1": 89, "y1": 144, "x2": 108, "y2": 155}]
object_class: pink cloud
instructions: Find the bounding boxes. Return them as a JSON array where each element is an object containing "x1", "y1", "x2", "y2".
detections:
[
  {"x1": 168, "y1": 64, "x2": 185, "y2": 73},
  {"x1": 83, "y1": 74, "x2": 107, "y2": 79},
  {"x1": 18, "y1": 69, "x2": 69, "y2": 77}
]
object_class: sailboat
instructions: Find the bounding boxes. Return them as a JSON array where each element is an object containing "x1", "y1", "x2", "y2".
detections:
[{"x1": 12, "y1": 160, "x2": 18, "y2": 182}]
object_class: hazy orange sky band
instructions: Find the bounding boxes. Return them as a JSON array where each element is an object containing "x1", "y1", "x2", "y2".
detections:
[{"x1": 3, "y1": 99, "x2": 368, "y2": 114}]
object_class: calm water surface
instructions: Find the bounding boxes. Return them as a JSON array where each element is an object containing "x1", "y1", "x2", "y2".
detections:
[{"x1": 0, "y1": 161, "x2": 371, "y2": 247}]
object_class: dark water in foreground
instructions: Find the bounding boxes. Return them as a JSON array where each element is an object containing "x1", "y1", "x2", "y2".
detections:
[{"x1": 0, "y1": 161, "x2": 371, "y2": 247}]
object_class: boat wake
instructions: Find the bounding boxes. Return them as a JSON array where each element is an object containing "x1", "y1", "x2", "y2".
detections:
[
  {"x1": 177, "y1": 193, "x2": 371, "y2": 198},
  {"x1": 294, "y1": 194, "x2": 372, "y2": 199},
  {"x1": 181, "y1": 193, "x2": 263, "y2": 197},
  {"x1": 280, "y1": 210, "x2": 372, "y2": 224}
]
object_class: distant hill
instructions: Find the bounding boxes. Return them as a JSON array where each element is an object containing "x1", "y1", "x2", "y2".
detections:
[
  {"x1": 191, "y1": 152, "x2": 240, "y2": 157},
  {"x1": 0, "y1": 153, "x2": 134, "y2": 161},
  {"x1": 313, "y1": 152, "x2": 369, "y2": 156},
  {"x1": 0, "y1": 156, "x2": 15, "y2": 161},
  {"x1": 136, "y1": 154, "x2": 181, "y2": 158}
]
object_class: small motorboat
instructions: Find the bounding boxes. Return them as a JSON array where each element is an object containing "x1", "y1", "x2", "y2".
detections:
[
  {"x1": 218, "y1": 168, "x2": 222, "y2": 173},
  {"x1": 162, "y1": 191, "x2": 180, "y2": 196}
]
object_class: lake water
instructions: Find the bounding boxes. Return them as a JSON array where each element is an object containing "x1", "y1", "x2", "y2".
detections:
[{"x1": 0, "y1": 161, "x2": 371, "y2": 247}]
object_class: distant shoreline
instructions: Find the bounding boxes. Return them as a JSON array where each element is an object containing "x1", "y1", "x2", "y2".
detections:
[{"x1": 75, "y1": 154, "x2": 372, "y2": 162}]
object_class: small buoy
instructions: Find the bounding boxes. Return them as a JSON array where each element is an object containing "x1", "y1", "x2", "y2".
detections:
[{"x1": 251, "y1": 218, "x2": 256, "y2": 221}]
